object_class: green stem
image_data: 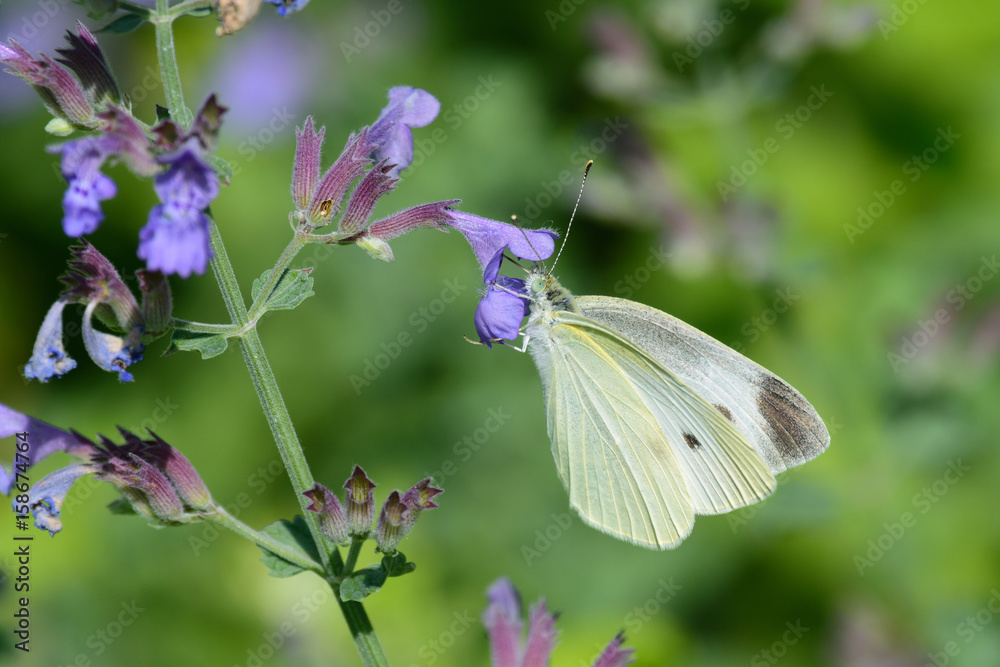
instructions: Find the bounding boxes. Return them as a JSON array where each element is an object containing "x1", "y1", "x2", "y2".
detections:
[
  {"x1": 152, "y1": 0, "x2": 193, "y2": 129},
  {"x1": 171, "y1": 319, "x2": 237, "y2": 334},
  {"x1": 153, "y1": 15, "x2": 390, "y2": 666},
  {"x1": 334, "y1": 592, "x2": 390, "y2": 667},
  {"x1": 341, "y1": 537, "x2": 365, "y2": 576},
  {"x1": 246, "y1": 234, "x2": 307, "y2": 322},
  {"x1": 167, "y1": 0, "x2": 213, "y2": 18},
  {"x1": 208, "y1": 506, "x2": 323, "y2": 575}
]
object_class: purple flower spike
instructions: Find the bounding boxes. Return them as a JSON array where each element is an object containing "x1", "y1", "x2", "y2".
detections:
[
  {"x1": 449, "y1": 211, "x2": 558, "y2": 280},
  {"x1": 81, "y1": 300, "x2": 144, "y2": 382},
  {"x1": 484, "y1": 578, "x2": 524, "y2": 667},
  {"x1": 266, "y1": 0, "x2": 311, "y2": 16},
  {"x1": 369, "y1": 87, "x2": 440, "y2": 175},
  {"x1": 592, "y1": 632, "x2": 636, "y2": 667},
  {"x1": 27, "y1": 464, "x2": 98, "y2": 536},
  {"x1": 0, "y1": 403, "x2": 93, "y2": 495},
  {"x1": 475, "y1": 278, "x2": 529, "y2": 347},
  {"x1": 523, "y1": 601, "x2": 559, "y2": 667},
  {"x1": 138, "y1": 139, "x2": 218, "y2": 277},
  {"x1": 24, "y1": 300, "x2": 77, "y2": 382},
  {"x1": 292, "y1": 116, "x2": 325, "y2": 210},
  {"x1": 482, "y1": 578, "x2": 637, "y2": 667},
  {"x1": 58, "y1": 135, "x2": 117, "y2": 236}
]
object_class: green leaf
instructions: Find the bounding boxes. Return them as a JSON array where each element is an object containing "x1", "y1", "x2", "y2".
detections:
[
  {"x1": 163, "y1": 328, "x2": 230, "y2": 359},
  {"x1": 106, "y1": 498, "x2": 137, "y2": 515},
  {"x1": 340, "y1": 565, "x2": 388, "y2": 601},
  {"x1": 252, "y1": 268, "x2": 315, "y2": 312},
  {"x1": 258, "y1": 516, "x2": 322, "y2": 578},
  {"x1": 381, "y1": 551, "x2": 416, "y2": 577},
  {"x1": 98, "y1": 12, "x2": 147, "y2": 34}
]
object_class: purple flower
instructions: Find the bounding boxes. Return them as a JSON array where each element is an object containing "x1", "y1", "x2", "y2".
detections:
[
  {"x1": 375, "y1": 477, "x2": 443, "y2": 553},
  {"x1": 483, "y1": 578, "x2": 636, "y2": 667},
  {"x1": 304, "y1": 482, "x2": 351, "y2": 545},
  {"x1": 450, "y1": 212, "x2": 558, "y2": 281},
  {"x1": 344, "y1": 465, "x2": 377, "y2": 536},
  {"x1": 25, "y1": 242, "x2": 155, "y2": 383},
  {"x1": 138, "y1": 139, "x2": 217, "y2": 277},
  {"x1": 369, "y1": 87, "x2": 441, "y2": 175},
  {"x1": 1, "y1": 403, "x2": 212, "y2": 535},
  {"x1": 57, "y1": 135, "x2": 117, "y2": 235},
  {"x1": 448, "y1": 212, "x2": 558, "y2": 345},
  {"x1": 265, "y1": 0, "x2": 310, "y2": 16},
  {"x1": 0, "y1": 404, "x2": 91, "y2": 495},
  {"x1": 23, "y1": 300, "x2": 77, "y2": 382},
  {"x1": 50, "y1": 107, "x2": 156, "y2": 238},
  {"x1": 474, "y1": 277, "x2": 530, "y2": 348}
]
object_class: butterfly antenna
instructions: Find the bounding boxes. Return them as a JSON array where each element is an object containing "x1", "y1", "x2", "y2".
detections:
[
  {"x1": 512, "y1": 214, "x2": 542, "y2": 274},
  {"x1": 550, "y1": 160, "x2": 592, "y2": 273}
]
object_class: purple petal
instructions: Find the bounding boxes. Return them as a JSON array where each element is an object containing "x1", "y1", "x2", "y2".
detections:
[
  {"x1": 475, "y1": 278, "x2": 529, "y2": 347},
  {"x1": 55, "y1": 22, "x2": 120, "y2": 107},
  {"x1": 58, "y1": 135, "x2": 117, "y2": 236},
  {"x1": 523, "y1": 600, "x2": 559, "y2": 667},
  {"x1": 369, "y1": 87, "x2": 440, "y2": 175},
  {"x1": 138, "y1": 203, "x2": 211, "y2": 278},
  {"x1": 484, "y1": 578, "x2": 523, "y2": 667},
  {"x1": 591, "y1": 632, "x2": 636, "y2": 667},
  {"x1": 449, "y1": 211, "x2": 558, "y2": 279},
  {"x1": 81, "y1": 301, "x2": 144, "y2": 382},
  {"x1": 0, "y1": 403, "x2": 94, "y2": 495},
  {"x1": 23, "y1": 300, "x2": 77, "y2": 383},
  {"x1": 266, "y1": 0, "x2": 311, "y2": 16},
  {"x1": 25, "y1": 464, "x2": 97, "y2": 535},
  {"x1": 60, "y1": 240, "x2": 142, "y2": 330}
]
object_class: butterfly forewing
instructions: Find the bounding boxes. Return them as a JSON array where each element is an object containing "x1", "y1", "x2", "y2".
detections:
[
  {"x1": 532, "y1": 319, "x2": 694, "y2": 549},
  {"x1": 575, "y1": 296, "x2": 830, "y2": 474}
]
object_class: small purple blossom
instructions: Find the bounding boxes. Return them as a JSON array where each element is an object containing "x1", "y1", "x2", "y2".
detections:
[
  {"x1": 265, "y1": 0, "x2": 310, "y2": 16},
  {"x1": 369, "y1": 87, "x2": 441, "y2": 175},
  {"x1": 25, "y1": 242, "x2": 155, "y2": 383},
  {"x1": 57, "y1": 135, "x2": 117, "y2": 235},
  {"x1": 0, "y1": 403, "x2": 91, "y2": 495},
  {"x1": 448, "y1": 212, "x2": 558, "y2": 345},
  {"x1": 483, "y1": 578, "x2": 636, "y2": 667},
  {"x1": 24, "y1": 300, "x2": 77, "y2": 382},
  {"x1": 304, "y1": 482, "x2": 351, "y2": 545},
  {"x1": 474, "y1": 277, "x2": 530, "y2": 347},
  {"x1": 138, "y1": 139, "x2": 217, "y2": 278}
]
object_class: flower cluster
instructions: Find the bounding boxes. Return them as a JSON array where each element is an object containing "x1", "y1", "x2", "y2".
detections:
[
  {"x1": 2, "y1": 24, "x2": 224, "y2": 278},
  {"x1": 25, "y1": 242, "x2": 172, "y2": 383},
  {"x1": 483, "y1": 578, "x2": 635, "y2": 666},
  {"x1": 288, "y1": 86, "x2": 456, "y2": 262},
  {"x1": 304, "y1": 465, "x2": 442, "y2": 554},
  {"x1": 1, "y1": 403, "x2": 212, "y2": 536}
]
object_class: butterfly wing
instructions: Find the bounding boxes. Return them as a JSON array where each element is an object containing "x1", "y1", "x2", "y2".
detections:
[
  {"x1": 576, "y1": 296, "x2": 830, "y2": 474},
  {"x1": 527, "y1": 311, "x2": 776, "y2": 549}
]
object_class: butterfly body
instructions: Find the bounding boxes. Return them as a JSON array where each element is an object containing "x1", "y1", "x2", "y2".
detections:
[{"x1": 523, "y1": 266, "x2": 829, "y2": 549}]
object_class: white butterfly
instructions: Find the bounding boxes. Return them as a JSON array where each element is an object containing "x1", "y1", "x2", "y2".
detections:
[{"x1": 517, "y1": 266, "x2": 830, "y2": 549}]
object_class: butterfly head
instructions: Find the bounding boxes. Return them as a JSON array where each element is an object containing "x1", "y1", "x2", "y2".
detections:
[{"x1": 526, "y1": 266, "x2": 576, "y2": 314}]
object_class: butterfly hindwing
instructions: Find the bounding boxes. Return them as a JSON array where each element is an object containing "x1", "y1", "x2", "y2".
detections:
[{"x1": 575, "y1": 296, "x2": 830, "y2": 475}]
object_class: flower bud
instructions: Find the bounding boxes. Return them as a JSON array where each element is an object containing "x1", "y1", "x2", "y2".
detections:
[
  {"x1": 374, "y1": 490, "x2": 409, "y2": 554},
  {"x1": 304, "y1": 483, "x2": 350, "y2": 545},
  {"x1": 343, "y1": 466, "x2": 376, "y2": 536}
]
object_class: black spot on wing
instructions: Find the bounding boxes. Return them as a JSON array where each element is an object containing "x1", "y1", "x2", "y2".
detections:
[
  {"x1": 714, "y1": 404, "x2": 734, "y2": 422},
  {"x1": 755, "y1": 374, "x2": 828, "y2": 466},
  {"x1": 683, "y1": 433, "x2": 701, "y2": 450}
]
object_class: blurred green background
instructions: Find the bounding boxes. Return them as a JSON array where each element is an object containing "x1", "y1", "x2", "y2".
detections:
[{"x1": 2, "y1": 0, "x2": 999, "y2": 665}]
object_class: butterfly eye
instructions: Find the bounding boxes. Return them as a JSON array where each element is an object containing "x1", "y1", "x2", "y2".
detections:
[{"x1": 531, "y1": 277, "x2": 545, "y2": 294}]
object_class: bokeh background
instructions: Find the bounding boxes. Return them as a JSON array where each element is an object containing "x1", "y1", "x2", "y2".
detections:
[{"x1": 2, "y1": 0, "x2": 999, "y2": 665}]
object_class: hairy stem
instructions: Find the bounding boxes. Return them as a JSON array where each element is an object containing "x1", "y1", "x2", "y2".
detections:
[{"x1": 208, "y1": 506, "x2": 323, "y2": 575}]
